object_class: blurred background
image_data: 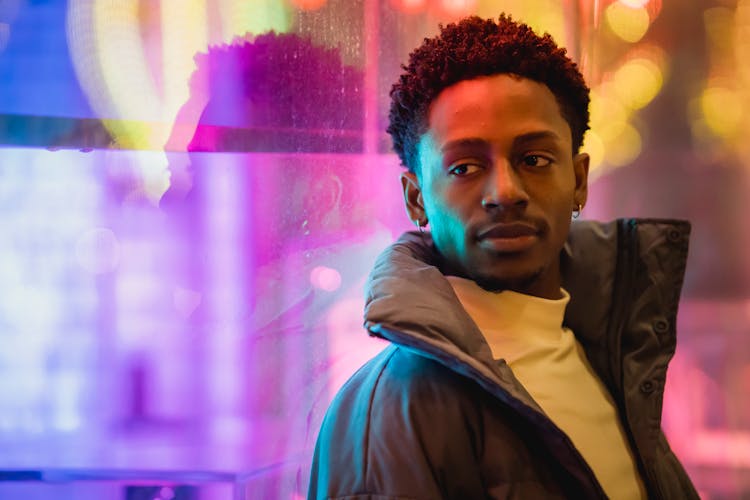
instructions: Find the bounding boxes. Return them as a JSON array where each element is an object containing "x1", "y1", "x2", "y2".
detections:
[{"x1": 0, "y1": 0, "x2": 749, "y2": 498}]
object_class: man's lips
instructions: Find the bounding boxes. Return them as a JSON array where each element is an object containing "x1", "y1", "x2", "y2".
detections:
[{"x1": 476, "y1": 222, "x2": 539, "y2": 253}]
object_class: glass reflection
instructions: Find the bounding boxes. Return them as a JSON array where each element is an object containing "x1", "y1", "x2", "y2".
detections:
[{"x1": 0, "y1": 0, "x2": 749, "y2": 498}]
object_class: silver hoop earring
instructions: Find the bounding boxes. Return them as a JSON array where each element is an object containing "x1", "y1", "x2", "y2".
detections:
[{"x1": 572, "y1": 203, "x2": 582, "y2": 219}]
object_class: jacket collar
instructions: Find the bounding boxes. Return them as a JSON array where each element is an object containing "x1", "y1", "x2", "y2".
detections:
[
  {"x1": 363, "y1": 221, "x2": 621, "y2": 358},
  {"x1": 363, "y1": 229, "x2": 490, "y2": 364},
  {"x1": 363, "y1": 219, "x2": 690, "y2": 408},
  {"x1": 363, "y1": 229, "x2": 539, "y2": 409}
]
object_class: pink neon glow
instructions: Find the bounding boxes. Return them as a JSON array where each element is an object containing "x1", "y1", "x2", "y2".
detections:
[
  {"x1": 440, "y1": 0, "x2": 477, "y2": 15},
  {"x1": 310, "y1": 266, "x2": 342, "y2": 292},
  {"x1": 391, "y1": 0, "x2": 427, "y2": 14},
  {"x1": 2, "y1": 2, "x2": 749, "y2": 499}
]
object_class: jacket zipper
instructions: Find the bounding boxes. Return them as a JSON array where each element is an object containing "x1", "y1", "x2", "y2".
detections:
[{"x1": 609, "y1": 218, "x2": 662, "y2": 500}]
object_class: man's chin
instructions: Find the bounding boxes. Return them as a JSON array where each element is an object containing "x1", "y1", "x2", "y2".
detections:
[{"x1": 469, "y1": 269, "x2": 543, "y2": 295}]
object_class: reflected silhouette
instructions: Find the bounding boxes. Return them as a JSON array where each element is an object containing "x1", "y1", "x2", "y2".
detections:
[
  {"x1": 154, "y1": 31, "x2": 390, "y2": 498},
  {"x1": 163, "y1": 32, "x2": 364, "y2": 205}
]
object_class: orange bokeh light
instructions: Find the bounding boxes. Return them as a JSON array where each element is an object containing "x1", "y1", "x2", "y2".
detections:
[
  {"x1": 439, "y1": 0, "x2": 476, "y2": 16},
  {"x1": 390, "y1": 0, "x2": 427, "y2": 14},
  {"x1": 291, "y1": 0, "x2": 327, "y2": 11}
]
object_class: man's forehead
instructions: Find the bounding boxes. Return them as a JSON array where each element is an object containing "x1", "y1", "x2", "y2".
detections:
[{"x1": 420, "y1": 75, "x2": 567, "y2": 137}]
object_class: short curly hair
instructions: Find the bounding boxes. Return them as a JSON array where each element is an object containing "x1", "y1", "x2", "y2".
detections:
[{"x1": 387, "y1": 15, "x2": 590, "y2": 173}]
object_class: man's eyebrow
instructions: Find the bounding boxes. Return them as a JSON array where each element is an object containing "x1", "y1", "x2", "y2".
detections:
[
  {"x1": 439, "y1": 138, "x2": 490, "y2": 153},
  {"x1": 439, "y1": 131, "x2": 563, "y2": 153},
  {"x1": 512, "y1": 130, "x2": 562, "y2": 147}
]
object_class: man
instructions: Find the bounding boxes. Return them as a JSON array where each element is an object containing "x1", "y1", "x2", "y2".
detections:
[{"x1": 309, "y1": 15, "x2": 698, "y2": 499}]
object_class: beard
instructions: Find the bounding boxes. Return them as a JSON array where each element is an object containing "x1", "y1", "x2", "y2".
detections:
[
  {"x1": 469, "y1": 267, "x2": 544, "y2": 294},
  {"x1": 431, "y1": 230, "x2": 558, "y2": 297},
  {"x1": 435, "y1": 248, "x2": 546, "y2": 295}
]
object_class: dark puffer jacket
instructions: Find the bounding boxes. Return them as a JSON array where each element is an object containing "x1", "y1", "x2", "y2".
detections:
[{"x1": 309, "y1": 219, "x2": 699, "y2": 499}]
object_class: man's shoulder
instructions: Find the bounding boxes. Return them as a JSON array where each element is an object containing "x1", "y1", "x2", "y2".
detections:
[
  {"x1": 324, "y1": 344, "x2": 486, "y2": 437},
  {"x1": 311, "y1": 345, "x2": 490, "y2": 499},
  {"x1": 337, "y1": 344, "x2": 482, "y2": 405}
]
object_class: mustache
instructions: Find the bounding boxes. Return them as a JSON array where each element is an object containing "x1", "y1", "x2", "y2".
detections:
[{"x1": 473, "y1": 216, "x2": 548, "y2": 240}]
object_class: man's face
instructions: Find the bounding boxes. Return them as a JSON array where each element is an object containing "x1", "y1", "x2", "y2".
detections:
[{"x1": 401, "y1": 74, "x2": 589, "y2": 299}]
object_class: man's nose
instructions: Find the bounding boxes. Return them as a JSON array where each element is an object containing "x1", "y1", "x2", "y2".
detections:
[{"x1": 481, "y1": 160, "x2": 529, "y2": 210}]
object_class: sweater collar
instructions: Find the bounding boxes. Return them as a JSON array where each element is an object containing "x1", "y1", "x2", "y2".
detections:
[{"x1": 445, "y1": 276, "x2": 569, "y2": 346}]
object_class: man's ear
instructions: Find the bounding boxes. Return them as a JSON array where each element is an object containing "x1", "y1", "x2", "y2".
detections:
[
  {"x1": 400, "y1": 171, "x2": 426, "y2": 225},
  {"x1": 573, "y1": 152, "x2": 590, "y2": 209}
]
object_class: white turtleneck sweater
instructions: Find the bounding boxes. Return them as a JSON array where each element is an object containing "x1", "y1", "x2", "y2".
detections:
[{"x1": 446, "y1": 276, "x2": 646, "y2": 500}]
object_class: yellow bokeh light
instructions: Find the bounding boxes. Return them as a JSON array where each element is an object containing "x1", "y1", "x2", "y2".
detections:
[
  {"x1": 587, "y1": 87, "x2": 645, "y2": 168},
  {"x1": 93, "y1": 0, "x2": 161, "y2": 149},
  {"x1": 605, "y1": 123, "x2": 642, "y2": 167},
  {"x1": 589, "y1": 89, "x2": 628, "y2": 142},
  {"x1": 67, "y1": 0, "x2": 291, "y2": 151},
  {"x1": 476, "y1": 0, "x2": 566, "y2": 49},
  {"x1": 605, "y1": 2, "x2": 650, "y2": 43},
  {"x1": 581, "y1": 130, "x2": 605, "y2": 173},
  {"x1": 66, "y1": 0, "x2": 291, "y2": 201},
  {"x1": 67, "y1": 0, "x2": 209, "y2": 151},
  {"x1": 612, "y1": 57, "x2": 663, "y2": 109},
  {"x1": 700, "y1": 86, "x2": 743, "y2": 137},
  {"x1": 218, "y1": 0, "x2": 290, "y2": 43},
  {"x1": 162, "y1": 0, "x2": 208, "y2": 138}
]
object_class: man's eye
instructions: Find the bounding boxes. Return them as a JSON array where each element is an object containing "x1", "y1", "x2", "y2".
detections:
[
  {"x1": 448, "y1": 163, "x2": 481, "y2": 176},
  {"x1": 522, "y1": 155, "x2": 552, "y2": 167}
]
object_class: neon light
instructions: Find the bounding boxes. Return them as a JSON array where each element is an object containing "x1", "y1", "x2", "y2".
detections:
[
  {"x1": 93, "y1": 0, "x2": 161, "y2": 146},
  {"x1": 0, "y1": 148, "x2": 99, "y2": 437},
  {"x1": 161, "y1": 0, "x2": 209, "y2": 137},
  {"x1": 217, "y1": 0, "x2": 290, "y2": 43},
  {"x1": 290, "y1": 0, "x2": 328, "y2": 11},
  {"x1": 310, "y1": 266, "x2": 342, "y2": 292}
]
